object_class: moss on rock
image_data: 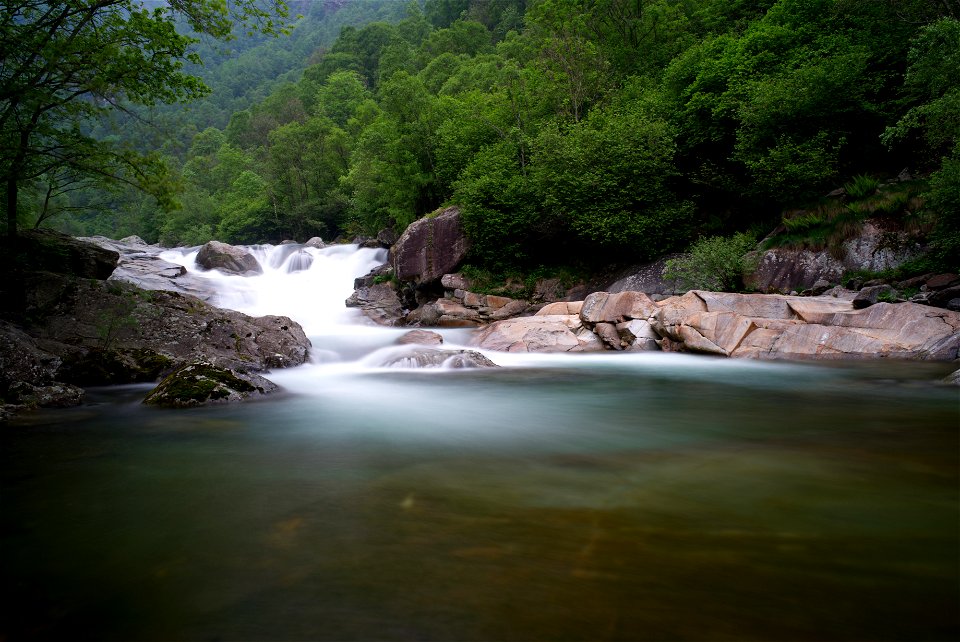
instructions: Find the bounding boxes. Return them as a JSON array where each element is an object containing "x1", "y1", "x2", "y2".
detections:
[{"x1": 143, "y1": 361, "x2": 277, "y2": 408}]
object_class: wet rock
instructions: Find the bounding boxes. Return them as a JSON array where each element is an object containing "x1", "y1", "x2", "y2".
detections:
[
  {"x1": 143, "y1": 361, "x2": 278, "y2": 407},
  {"x1": 377, "y1": 347, "x2": 497, "y2": 368},
  {"x1": 345, "y1": 282, "x2": 404, "y2": 326},
  {"x1": 304, "y1": 237, "x2": 326, "y2": 249},
  {"x1": 944, "y1": 369, "x2": 960, "y2": 386},
  {"x1": 354, "y1": 263, "x2": 393, "y2": 289},
  {"x1": 397, "y1": 330, "x2": 444, "y2": 345},
  {"x1": 196, "y1": 240, "x2": 262, "y2": 275},
  {"x1": 76, "y1": 237, "x2": 216, "y2": 301},
  {"x1": 391, "y1": 206, "x2": 470, "y2": 285}
]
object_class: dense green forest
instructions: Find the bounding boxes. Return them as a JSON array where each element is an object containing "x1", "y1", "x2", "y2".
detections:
[{"x1": 22, "y1": 0, "x2": 960, "y2": 273}]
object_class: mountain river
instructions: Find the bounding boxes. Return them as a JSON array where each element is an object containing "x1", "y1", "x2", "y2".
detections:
[{"x1": 1, "y1": 243, "x2": 957, "y2": 641}]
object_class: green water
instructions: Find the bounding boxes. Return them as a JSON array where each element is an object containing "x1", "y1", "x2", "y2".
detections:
[{"x1": 2, "y1": 357, "x2": 958, "y2": 641}]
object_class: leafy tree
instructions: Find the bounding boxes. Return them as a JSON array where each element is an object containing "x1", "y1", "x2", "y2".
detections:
[{"x1": 0, "y1": 0, "x2": 289, "y2": 237}]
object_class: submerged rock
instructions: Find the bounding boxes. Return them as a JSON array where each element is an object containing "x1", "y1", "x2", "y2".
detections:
[
  {"x1": 143, "y1": 361, "x2": 278, "y2": 407},
  {"x1": 377, "y1": 348, "x2": 497, "y2": 368}
]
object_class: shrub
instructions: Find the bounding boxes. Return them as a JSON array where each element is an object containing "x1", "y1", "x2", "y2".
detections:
[
  {"x1": 843, "y1": 174, "x2": 880, "y2": 199},
  {"x1": 664, "y1": 232, "x2": 758, "y2": 292}
]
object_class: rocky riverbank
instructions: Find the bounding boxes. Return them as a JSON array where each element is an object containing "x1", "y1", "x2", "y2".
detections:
[{"x1": 1, "y1": 230, "x2": 311, "y2": 419}]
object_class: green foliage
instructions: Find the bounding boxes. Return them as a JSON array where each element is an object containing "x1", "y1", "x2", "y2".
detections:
[
  {"x1": 843, "y1": 174, "x2": 881, "y2": 200},
  {"x1": 0, "y1": 0, "x2": 290, "y2": 236},
  {"x1": 664, "y1": 232, "x2": 758, "y2": 292}
]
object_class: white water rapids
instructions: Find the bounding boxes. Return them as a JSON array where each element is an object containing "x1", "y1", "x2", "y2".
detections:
[{"x1": 155, "y1": 242, "x2": 878, "y2": 398}]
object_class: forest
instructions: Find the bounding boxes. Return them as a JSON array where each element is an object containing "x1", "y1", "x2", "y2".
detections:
[{"x1": 9, "y1": 0, "x2": 960, "y2": 277}]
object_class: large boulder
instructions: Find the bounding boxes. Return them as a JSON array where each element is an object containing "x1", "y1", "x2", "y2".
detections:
[
  {"x1": 652, "y1": 290, "x2": 960, "y2": 360},
  {"x1": 2, "y1": 229, "x2": 118, "y2": 279},
  {"x1": 473, "y1": 315, "x2": 604, "y2": 353},
  {"x1": 143, "y1": 361, "x2": 278, "y2": 407},
  {"x1": 391, "y1": 206, "x2": 470, "y2": 285},
  {"x1": 196, "y1": 240, "x2": 262, "y2": 275},
  {"x1": 16, "y1": 272, "x2": 311, "y2": 382},
  {"x1": 0, "y1": 320, "x2": 84, "y2": 414},
  {"x1": 79, "y1": 236, "x2": 215, "y2": 300}
]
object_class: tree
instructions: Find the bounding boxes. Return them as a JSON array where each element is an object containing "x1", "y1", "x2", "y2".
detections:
[{"x1": 0, "y1": 0, "x2": 289, "y2": 237}]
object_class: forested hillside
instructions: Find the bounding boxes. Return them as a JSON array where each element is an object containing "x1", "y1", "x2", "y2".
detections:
[{"x1": 41, "y1": 0, "x2": 960, "y2": 274}]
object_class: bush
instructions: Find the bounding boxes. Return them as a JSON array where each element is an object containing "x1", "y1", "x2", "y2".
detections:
[
  {"x1": 664, "y1": 232, "x2": 758, "y2": 292},
  {"x1": 844, "y1": 174, "x2": 880, "y2": 199}
]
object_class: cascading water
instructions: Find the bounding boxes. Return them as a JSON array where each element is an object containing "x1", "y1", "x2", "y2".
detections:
[{"x1": 1, "y1": 243, "x2": 956, "y2": 642}]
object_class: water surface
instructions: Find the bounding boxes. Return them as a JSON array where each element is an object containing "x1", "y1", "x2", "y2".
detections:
[{"x1": 2, "y1": 245, "x2": 957, "y2": 641}]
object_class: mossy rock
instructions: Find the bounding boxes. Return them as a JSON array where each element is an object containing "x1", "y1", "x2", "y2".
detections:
[{"x1": 143, "y1": 361, "x2": 278, "y2": 408}]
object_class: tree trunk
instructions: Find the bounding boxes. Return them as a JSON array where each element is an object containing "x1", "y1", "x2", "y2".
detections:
[{"x1": 6, "y1": 174, "x2": 17, "y2": 238}]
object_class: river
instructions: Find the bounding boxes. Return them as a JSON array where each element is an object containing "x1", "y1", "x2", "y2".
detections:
[{"x1": 2, "y1": 243, "x2": 957, "y2": 641}]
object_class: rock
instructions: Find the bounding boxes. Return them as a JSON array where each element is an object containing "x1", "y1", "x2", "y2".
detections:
[
  {"x1": 580, "y1": 291, "x2": 658, "y2": 325},
  {"x1": 607, "y1": 255, "x2": 683, "y2": 295},
  {"x1": 531, "y1": 277, "x2": 565, "y2": 302},
  {"x1": 473, "y1": 315, "x2": 604, "y2": 353},
  {"x1": 196, "y1": 240, "x2": 263, "y2": 275},
  {"x1": 354, "y1": 263, "x2": 393, "y2": 289},
  {"x1": 345, "y1": 282, "x2": 404, "y2": 326},
  {"x1": 944, "y1": 369, "x2": 960, "y2": 386},
  {"x1": 77, "y1": 237, "x2": 216, "y2": 300},
  {"x1": 536, "y1": 301, "x2": 584, "y2": 316},
  {"x1": 16, "y1": 272, "x2": 310, "y2": 378},
  {"x1": 745, "y1": 248, "x2": 845, "y2": 293},
  {"x1": 397, "y1": 330, "x2": 444, "y2": 345},
  {"x1": 617, "y1": 319, "x2": 661, "y2": 351},
  {"x1": 652, "y1": 290, "x2": 960, "y2": 361},
  {"x1": 929, "y1": 285, "x2": 960, "y2": 310},
  {"x1": 143, "y1": 361, "x2": 278, "y2": 407},
  {"x1": 391, "y1": 206, "x2": 470, "y2": 285},
  {"x1": 376, "y1": 347, "x2": 498, "y2": 368},
  {"x1": 926, "y1": 273, "x2": 960, "y2": 290},
  {"x1": 376, "y1": 227, "x2": 399, "y2": 247},
  {"x1": 853, "y1": 284, "x2": 896, "y2": 309},
  {"x1": 594, "y1": 322, "x2": 622, "y2": 350},
  {"x1": 304, "y1": 237, "x2": 326, "y2": 249},
  {"x1": 3, "y1": 229, "x2": 119, "y2": 280},
  {"x1": 441, "y1": 273, "x2": 472, "y2": 291},
  {"x1": 119, "y1": 235, "x2": 148, "y2": 246}
]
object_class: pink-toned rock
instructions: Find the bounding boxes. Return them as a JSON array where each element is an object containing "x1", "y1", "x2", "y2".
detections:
[
  {"x1": 473, "y1": 315, "x2": 603, "y2": 353},
  {"x1": 537, "y1": 301, "x2": 584, "y2": 316},
  {"x1": 653, "y1": 290, "x2": 960, "y2": 360},
  {"x1": 580, "y1": 291, "x2": 658, "y2": 324}
]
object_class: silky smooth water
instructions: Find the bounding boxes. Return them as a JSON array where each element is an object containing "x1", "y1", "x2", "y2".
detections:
[{"x1": 2, "y1": 245, "x2": 957, "y2": 641}]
